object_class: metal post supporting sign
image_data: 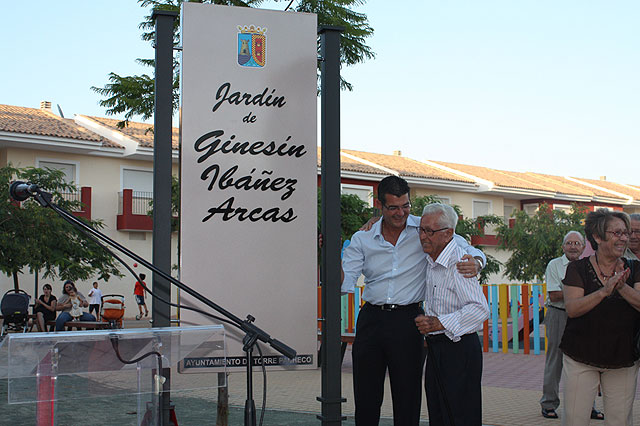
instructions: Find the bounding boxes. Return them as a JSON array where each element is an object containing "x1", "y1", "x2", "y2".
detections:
[
  {"x1": 318, "y1": 25, "x2": 346, "y2": 425},
  {"x1": 152, "y1": 9, "x2": 178, "y2": 426}
]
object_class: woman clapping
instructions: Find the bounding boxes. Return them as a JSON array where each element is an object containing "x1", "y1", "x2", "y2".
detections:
[{"x1": 560, "y1": 209, "x2": 640, "y2": 426}]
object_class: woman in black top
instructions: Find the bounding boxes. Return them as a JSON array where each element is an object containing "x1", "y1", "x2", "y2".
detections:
[
  {"x1": 33, "y1": 283, "x2": 57, "y2": 332},
  {"x1": 560, "y1": 209, "x2": 640, "y2": 425}
]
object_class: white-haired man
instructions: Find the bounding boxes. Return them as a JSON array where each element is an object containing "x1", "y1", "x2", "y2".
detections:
[
  {"x1": 415, "y1": 203, "x2": 489, "y2": 426},
  {"x1": 624, "y1": 213, "x2": 640, "y2": 261},
  {"x1": 540, "y1": 230, "x2": 604, "y2": 420}
]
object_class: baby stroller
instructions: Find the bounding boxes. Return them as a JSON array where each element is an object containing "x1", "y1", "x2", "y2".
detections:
[
  {"x1": 101, "y1": 294, "x2": 125, "y2": 329},
  {"x1": 1, "y1": 289, "x2": 31, "y2": 336}
]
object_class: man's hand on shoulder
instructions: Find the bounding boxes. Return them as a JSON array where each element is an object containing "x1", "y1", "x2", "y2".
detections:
[
  {"x1": 456, "y1": 254, "x2": 481, "y2": 278},
  {"x1": 359, "y1": 216, "x2": 380, "y2": 232}
]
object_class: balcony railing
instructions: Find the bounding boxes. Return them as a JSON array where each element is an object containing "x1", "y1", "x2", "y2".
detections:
[
  {"x1": 131, "y1": 191, "x2": 153, "y2": 215},
  {"x1": 117, "y1": 189, "x2": 153, "y2": 231},
  {"x1": 60, "y1": 187, "x2": 91, "y2": 221},
  {"x1": 59, "y1": 191, "x2": 81, "y2": 204},
  {"x1": 470, "y1": 219, "x2": 500, "y2": 246}
]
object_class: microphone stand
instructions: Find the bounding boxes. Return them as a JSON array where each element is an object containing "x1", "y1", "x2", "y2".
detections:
[{"x1": 19, "y1": 185, "x2": 296, "y2": 426}]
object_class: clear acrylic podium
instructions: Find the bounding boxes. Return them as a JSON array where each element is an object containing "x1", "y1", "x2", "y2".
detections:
[{"x1": 0, "y1": 325, "x2": 226, "y2": 425}]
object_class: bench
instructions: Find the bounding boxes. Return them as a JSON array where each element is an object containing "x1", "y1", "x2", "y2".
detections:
[{"x1": 46, "y1": 320, "x2": 111, "y2": 331}]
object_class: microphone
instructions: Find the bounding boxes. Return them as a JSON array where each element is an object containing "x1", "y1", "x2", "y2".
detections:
[{"x1": 9, "y1": 181, "x2": 40, "y2": 201}]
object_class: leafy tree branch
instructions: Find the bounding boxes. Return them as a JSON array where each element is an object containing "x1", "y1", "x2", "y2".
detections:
[{"x1": 92, "y1": 0, "x2": 374, "y2": 127}]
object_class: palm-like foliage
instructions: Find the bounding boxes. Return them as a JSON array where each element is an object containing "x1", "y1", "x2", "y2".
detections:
[{"x1": 92, "y1": 0, "x2": 374, "y2": 127}]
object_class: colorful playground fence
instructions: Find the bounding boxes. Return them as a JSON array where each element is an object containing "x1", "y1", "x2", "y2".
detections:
[{"x1": 317, "y1": 282, "x2": 549, "y2": 355}]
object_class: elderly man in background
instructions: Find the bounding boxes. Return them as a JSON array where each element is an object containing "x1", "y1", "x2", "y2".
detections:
[
  {"x1": 624, "y1": 213, "x2": 640, "y2": 260},
  {"x1": 415, "y1": 203, "x2": 489, "y2": 426},
  {"x1": 540, "y1": 231, "x2": 605, "y2": 420}
]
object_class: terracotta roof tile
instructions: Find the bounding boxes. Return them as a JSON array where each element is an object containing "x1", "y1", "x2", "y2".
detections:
[
  {"x1": 84, "y1": 116, "x2": 179, "y2": 150},
  {"x1": 524, "y1": 173, "x2": 616, "y2": 198},
  {"x1": 433, "y1": 161, "x2": 550, "y2": 191},
  {"x1": 568, "y1": 177, "x2": 640, "y2": 200},
  {"x1": 0, "y1": 104, "x2": 121, "y2": 148},
  {"x1": 342, "y1": 150, "x2": 475, "y2": 183},
  {"x1": 316, "y1": 147, "x2": 388, "y2": 175},
  {"x1": 432, "y1": 161, "x2": 626, "y2": 198}
]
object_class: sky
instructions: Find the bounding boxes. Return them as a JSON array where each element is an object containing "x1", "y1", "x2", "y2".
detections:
[{"x1": 3, "y1": 1, "x2": 639, "y2": 184}]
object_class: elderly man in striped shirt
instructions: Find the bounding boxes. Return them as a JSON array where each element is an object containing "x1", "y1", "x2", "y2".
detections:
[{"x1": 415, "y1": 203, "x2": 490, "y2": 426}]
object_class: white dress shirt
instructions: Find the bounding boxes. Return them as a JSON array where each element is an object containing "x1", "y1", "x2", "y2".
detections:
[
  {"x1": 545, "y1": 254, "x2": 569, "y2": 309},
  {"x1": 341, "y1": 215, "x2": 484, "y2": 306},
  {"x1": 424, "y1": 238, "x2": 489, "y2": 342},
  {"x1": 624, "y1": 248, "x2": 639, "y2": 261}
]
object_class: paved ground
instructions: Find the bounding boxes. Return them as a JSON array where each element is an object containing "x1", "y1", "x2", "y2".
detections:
[
  {"x1": 220, "y1": 347, "x2": 618, "y2": 426},
  {"x1": 1, "y1": 318, "x2": 639, "y2": 425}
]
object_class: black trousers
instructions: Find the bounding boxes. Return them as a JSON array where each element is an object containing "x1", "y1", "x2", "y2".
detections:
[
  {"x1": 352, "y1": 302, "x2": 424, "y2": 426},
  {"x1": 425, "y1": 333, "x2": 483, "y2": 426}
]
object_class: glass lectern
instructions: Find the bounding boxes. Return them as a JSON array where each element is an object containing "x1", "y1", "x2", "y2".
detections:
[{"x1": 0, "y1": 325, "x2": 226, "y2": 425}]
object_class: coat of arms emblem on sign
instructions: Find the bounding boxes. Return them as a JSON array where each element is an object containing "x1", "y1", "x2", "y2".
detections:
[{"x1": 237, "y1": 25, "x2": 266, "y2": 68}]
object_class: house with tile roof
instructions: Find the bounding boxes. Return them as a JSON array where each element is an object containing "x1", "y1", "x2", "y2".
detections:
[
  {"x1": 2, "y1": 101, "x2": 640, "y2": 298},
  {"x1": 0, "y1": 102, "x2": 179, "y2": 303}
]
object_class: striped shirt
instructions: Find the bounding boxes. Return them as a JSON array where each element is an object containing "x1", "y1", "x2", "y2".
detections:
[{"x1": 424, "y1": 238, "x2": 489, "y2": 342}]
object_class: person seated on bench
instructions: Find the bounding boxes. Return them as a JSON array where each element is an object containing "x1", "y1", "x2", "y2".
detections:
[
  {"x1": 34, "y1": 283, "x2": 57, "y2": 332},
  {"x1": 55, "y1": 280, "x2": 95, "y2": 331}
]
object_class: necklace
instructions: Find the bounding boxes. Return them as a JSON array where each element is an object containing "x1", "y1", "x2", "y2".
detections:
[{"x1": 595, "y1": 253, "x2": 615, "y2": 280}]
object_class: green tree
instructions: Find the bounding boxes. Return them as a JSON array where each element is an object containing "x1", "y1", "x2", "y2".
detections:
[
  {"x1": 0, "y1": 166, "x2": 123, "y2": 290},
  {"x1": 340, "y1": 193, "x2": 373, "y2": 242},
  {"x1": 92, "y1": 0, "x2": 375, "y2": 127},
  {"x1": 496, "y1": 203, "x2": 588, "y2": 282},
  {"x1": 317, "y1": 188, "x2": 373, "y2": 242},
  {"x1": 411, "y1": 195, "x2": 503, "y2": 284}
]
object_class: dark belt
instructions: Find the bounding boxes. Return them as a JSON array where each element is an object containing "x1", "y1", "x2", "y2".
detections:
[
  {"x1": 426, "y1": 332, "x2": 477, "y2": 342},
  {"x1": 366, "y1": 302, "x2": 421, "y2": 311},
  {"x1": 548, "y1": 305, "x2": 566, "y2": 311}
]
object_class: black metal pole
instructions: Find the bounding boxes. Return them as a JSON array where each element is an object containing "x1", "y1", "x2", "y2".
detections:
[
  {"x1": 152, "y1": 9, "x2": 177, "y2": 426},
  {"x1": 151, "y1": 8, "x2": 176, "y2": 329},
  {"x1": 244, "y1": 337, "x2": 257, "y2": 426},
  {"x1": 317, "y1": 25, "x2": 345, "y2": 426}
]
